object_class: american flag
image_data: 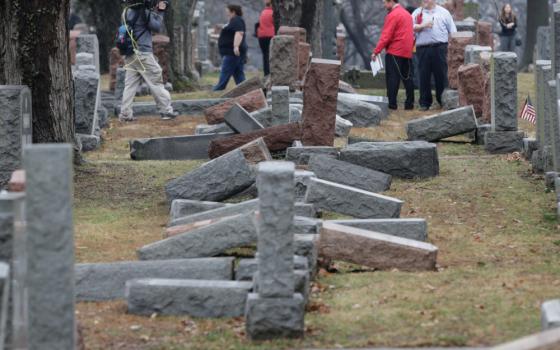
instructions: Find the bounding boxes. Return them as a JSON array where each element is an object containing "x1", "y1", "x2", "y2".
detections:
[{"x1": 520, "y1": 95, "x2": 536, "y2": 124}]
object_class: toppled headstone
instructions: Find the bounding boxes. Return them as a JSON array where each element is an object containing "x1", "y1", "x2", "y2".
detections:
[
  {"x1": 125, "y1": 98, "x2": 227, "y2": 117},
  {"x1": 338, "y1": 93, "x2": 389, "y2": 118},
  {"x1": 336, "y1": 94, "x2": 383, "y2": 127},
  {"x1": 205, "y1": 89, "x2": 267, "y2": 125},
  {"x1": 127, "y1": 279, "x2": 253, "y2": 317},
  {"x1": 236, "y1": 256, "x2": 308, "y2": 281},
  {"x1": 221, "y1": 76, "x2": 264, "y2": 99},
  {"x1": 208, "y1": 123, "x2": 302, "y2": 159},
  {"x1": 195, "y1": 123, "x2": 233, "y2": 135},
  {"x1": 75, "y1": 258, "x2": 234, "y2": 301},
  {"x1": 302, "y1": 59, "x2": 341, "y2": 146},
  {"x1": 406, "y1": 106, "x2": 477, "y2": 142},
  {"x1": 138, "y1": 213, "x2": 257, "y2": 260},
  {"x1": 305, "y1": 178, "x2": 402, "y2": 219},
  {"x1": 319, "y1": 222, "x2": 438, "y2": 271},
  {"x1": 169, "y1": 199, "x2": 258, "y2": 227},
  {"x1": 448, "y1": 32, "x2": 476, "y2": 89},
  {"x1": 326, "y1": 218, "x2": 427, "y2": 242},
  {"x1": 77, "y1": 134, "x2": 101, "y2": 152},
  {"x1": 24, "y1": 144, "x2": 75, "y2": 349},
  {"x1": 285, "y1": 146, "x2": 340, "y2": 165},
  {"x1": 0, "y1": 86, "x2": 32, "y2": 188},
  {"x1": 224, "y1": 104, "x2": 264, "y2": 134},
  {"x1": 336, "y1": 116, "x2": 353, "y2": 137},
  {"x1": 170, "y1": 200, "x2": 228, "y2": 221},
  {"x1": 340, "y1": 142, "x2": 439, "y2": 179},
  {"x1": 165, "y1": 149, "x2": 256, "y2": 202},
  {"x1": 270, "y1": 35, "x2": 298, "y2": 87},
  {"x1": 130, "y1": 133, "x2": 234, "y2": 161},
  {"x1": 308, "y1": 155, "x2": 391, "y2": 193}
]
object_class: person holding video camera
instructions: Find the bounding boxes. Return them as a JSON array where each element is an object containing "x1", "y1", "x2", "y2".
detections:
[
  {"x1": 212, "y1": 4, "x2": 248, "y2": 91},
  {"x1": 118, "y1": 0, "x2": 178, "y2": 122}
]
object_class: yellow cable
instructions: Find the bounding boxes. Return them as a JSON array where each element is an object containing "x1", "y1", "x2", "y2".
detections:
[{"x1": 122, "y1": 5, "x2": 147, "y2": 74}]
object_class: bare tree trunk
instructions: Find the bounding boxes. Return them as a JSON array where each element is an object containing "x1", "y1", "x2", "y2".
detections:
[
  {"x1": 272, "y1": 0, "x2": 303, "y2": 30},
  {"x1": 522, "y1": 0, "x2": 549, "y2": 68},
  {"x1": 0, "y1": 0, "x2": 76, "y2": 146},
  {"x1": 301, "y1": 0, "x2": 323, "y2": 57},
  {"x1": 340, "y1": 0, "x2": 371, "y2": 68}
]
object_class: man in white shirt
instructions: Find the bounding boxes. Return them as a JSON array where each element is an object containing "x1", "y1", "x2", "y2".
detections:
[{"x1": 412, "y1": 0, "x2": 457, "y2": 111}]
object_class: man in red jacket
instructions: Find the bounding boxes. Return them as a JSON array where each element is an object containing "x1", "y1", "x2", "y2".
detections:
[
  {"x1": 257, "y1": 0, "x2": 275, "y2": 76},
  {"x1": 372, "y1": 0, "x2": 415, "y2": 110}
]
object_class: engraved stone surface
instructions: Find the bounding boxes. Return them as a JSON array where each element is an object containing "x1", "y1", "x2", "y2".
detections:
[{"x1": 491, "y1": 52, "x2": 518, "y2": 131}]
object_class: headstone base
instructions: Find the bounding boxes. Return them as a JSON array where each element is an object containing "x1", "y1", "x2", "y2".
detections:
[
  {"x1": 484, "y1": 131, "x2": 524, "y2": 154},
  {"x1": 245, "y1": 293, "x2": 305, "y2": 340},
  {"x1": 542, "y1": 299, "x2": 560, "y2": 330}
]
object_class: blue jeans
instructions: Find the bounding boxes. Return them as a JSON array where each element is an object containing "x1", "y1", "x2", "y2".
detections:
[{"x1": 213, "y1": 55, "x2": 246, "y2": 91}]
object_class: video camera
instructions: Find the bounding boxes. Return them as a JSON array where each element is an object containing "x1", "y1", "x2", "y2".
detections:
[{"x1": 122, "y1": 0, "x2": 169, "y2": 10}]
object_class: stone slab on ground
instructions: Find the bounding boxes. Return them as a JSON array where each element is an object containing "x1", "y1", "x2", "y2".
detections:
[
  {"x1": 245, "y1": 293, "x2": 305, "y2": 340},
  {"x1": 339, "y1": 142, "x2": 439, "y2": 179},
  {"x1": 489, "y1": 327, "x2": 560, "y2": 350},
  {"x1": 130, "y1": 133, "x2": 234, "y2": 161},
  {"x1": 336, "y1": 116, "x2": 353, "y2": 137},
  {"x1": 319, "y1": 222, "x2": 438, "y2": 271},
  {"x1": 338, "y1": 93, "x2": 389, "y2": 118},
  {"x1": 286, "y1": 146, "x2": 340, "y2": 165},
  {"x1": 327, "y1": 218, "x2": 427, "y2": 242},
  {"x1": 165, "y1": 149, "x2": 256, "y2": 202},
  {"x1": 302, "y1": 59, "x2": 341, "y2": 146},
  {"x1": 124, "y1": 98, "x2": 228, "y2": 117},
  {"x1": 205, "y1": 89, "x2": 267, "y2": 125},
  {"x1": 224, "y1": 103, "x2": 265, "y2": 134},
  {"x1": 484, "y1": 131, "x2": 524, "y2": 154},
  {"x1": 305, "y1": 178, "x2": 402, "y2": 219},
  {"x1": 406, "y1": 106, "x2": 477, "y2": 142},
  {"x1": 337, "y1": 94, "x2": 383, "y2": 127},
  {"x1": 126, "y1": 279, "x2": 253, "y2": 317},
  {"x1": 75, "y1": 258, "x2": 234, "y2": 301},
  {"x1": 208, "y1": 123, "x2": 302, "y2": 159},
  {"x1": 77, "y1": 133, "x2": 101, "y2": 152},
  {"x1": 195, "y1": 123, "x2": 233, "y2": 135},
  {"x1": 542, "y1": 299, "x2": 560, "y2": 330},
  {"x1": 169, "y1": 200, "x2": 228, "y2": 221},
  {"x1": 169, "y1": 199, "x2": 258, "y2": 227},
  {"x1": 221, "y1": 76, "x2": 264, "y2": 99},
  {"x1": 308, "y1": 155, "x2": 392, "y2": 193},
  {"x1": 138, "y1": 213, "x2": 257, "y2": 260}
]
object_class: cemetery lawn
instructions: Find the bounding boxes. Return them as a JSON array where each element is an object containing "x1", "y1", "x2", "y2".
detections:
[{"x1": 75, "y1": 73, "x2": 560, "y2": 350}]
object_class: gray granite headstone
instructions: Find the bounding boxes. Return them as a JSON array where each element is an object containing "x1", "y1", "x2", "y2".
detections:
[
  {"x1": 0, "y1": 262, "x2": 9, "y2": 349},
  {"x1": 537, "y1": 26, "x2": 551, "y2": 61},
  {"x1": 271, "y1": 86, "x2": 290, "y2": 125},
  {"x1": 547, "y1": 80, "x2": 560, "y2": 172},
  {"x1": 536, "y1": 61, "x2": 553, "y2": 149},
  {"x1": 256, "y1": 161, "x2": 296, "y2": 298},
  {"x1": 114, "y1": 68, "x2": 126, "y2": 103},
  {"x1": 76, "y1": 34, "x2": 100, "y2": 74},
  {"x1": 73, "y1": 64, "x2": 100, "y2": 135},
  {"x1": 491, "y1": 52, "x2": 518, "y2": 131},
  {"x1": 552, "y1": 4, "x2": 560, "y2": 76},
  {"x1": 464, "y1": 45, "x2": 492, "y2": 65},
  {"x1": 24, "y1": 144, "x2": 75, "y2": 350},
  {"x1": 0, "y1": 192, "x2": 27, "y2": 349},
  {"x1": 0, "y1": 86, "x2": 32, "y2": 188}
]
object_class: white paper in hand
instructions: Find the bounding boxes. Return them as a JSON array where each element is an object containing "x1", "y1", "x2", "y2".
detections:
[{"x1": 370, "y1": 57, "x2": 383, "y2": 77}]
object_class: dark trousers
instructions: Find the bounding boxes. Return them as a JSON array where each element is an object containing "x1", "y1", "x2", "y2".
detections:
[
  {"x1": 385, "y1": 53, "x2": 415, "y2": 109},
  {"x1": 416, "y1": 43, "x2": 448, "y2": 108},
  {"x1": 213, "y1": 55, "x2": 246, "y2": 91},
  {"x1": 258, "y1": 37, "x2": 272, "y2": 76}
]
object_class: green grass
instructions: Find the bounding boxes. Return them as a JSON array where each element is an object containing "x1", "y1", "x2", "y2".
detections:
[{"x1": 75, "y1": 72, "x2": 560, "y2": 349}]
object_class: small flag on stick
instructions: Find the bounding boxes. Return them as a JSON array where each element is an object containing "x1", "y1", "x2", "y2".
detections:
[{"x1": 520, "y1": 95, "x2": 536, "y2": 125}]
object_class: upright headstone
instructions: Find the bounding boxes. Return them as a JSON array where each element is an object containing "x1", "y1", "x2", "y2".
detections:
[
  {"x1": 271, "y1": 86, "x2": 290, "y2": 125},
  {"x1": 322, "y1": 0, "x2": 338, "y2": 60},
  {"x1": 535, "y1": 61, "x2": 553, "y2": 153},
  {"x1": 114, "y1": 68, "x2": 126, "y2": 103},
  {"x1": 537, "y1": 26, "x2": 551, "y2": 61},
  {"x1": 270, "y1": 36, "x2": 298, "y2": 87},
  {"x1": 552, "y1": 4, "x2": 560, "y2": 76},
  {"x1": 547, "y1": 80, "x2": 560, "y2": 172},
  {"x1": 298, "y1": 43, "x2": 311, "y2": 81},
  {"x1": 73, "y1": 65, "x2": 100, "y2": 135},
  {"x1": 24, "y1": 144, "x2": 75, "y2": 350},
  {"x1": 0, "y1": 86, "x2": 32, "y2": 188},
  {"x1": 245, "y1": 161, "x2": 305, "y2": 340},
  {"x1": 0, "y1": 192, "x2": 27, "y2": 349},
  {"x1": 196, "y1": 1, "x2": 209, "y2": 62},
  {"x1": 301, "y1": 59, "x2": 341, "y2": 146},
  {"x1": 476, "y1": 21, "x2": 493, "y2": 48},
  {"x1": 76, "y1": 34, "x2": 100, "y2": 73},
  {"x1": 485, "y1": 52, "x2": 524, "y2": 154}
]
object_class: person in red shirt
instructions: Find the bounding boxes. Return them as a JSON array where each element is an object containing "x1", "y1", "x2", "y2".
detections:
[
  {"x1": 371, "y1": 0, "x2": 415, "y2": 110},
  {"x1": 257, "y1": 0, "x2": 275, "y2": 76}
]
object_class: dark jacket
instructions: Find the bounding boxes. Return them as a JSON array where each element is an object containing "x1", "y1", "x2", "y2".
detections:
[
  {"x1": 499, "y1": 15, "x2": 517, "y2": 37},
  {"x1": 126, "y1": 8, "x2": 164, "y2": 52}
]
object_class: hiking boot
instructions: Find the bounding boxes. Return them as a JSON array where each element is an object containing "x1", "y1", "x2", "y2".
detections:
[
  {"x1": 118, "y1": 114, "x2": 137, "y2": 122},
  {"x1": 161, "y1": 111, "x2": 179, "y2": 120}
]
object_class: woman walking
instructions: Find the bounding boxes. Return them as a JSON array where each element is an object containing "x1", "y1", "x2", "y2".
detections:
[
  {"x1": 257, "y1": 0, "x2": 275, "y2": 77},
  {"x1": 499, "y1": 4, "x2": 517, "y2": 52},
  {"x1": 213, "y1": 4, "x2": 248, "y2": 91}
]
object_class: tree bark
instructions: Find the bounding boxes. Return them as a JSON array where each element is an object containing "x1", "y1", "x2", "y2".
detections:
[
  {"x1": 0, "y1": 0, "x2": 76, "y2": 146},
  {"x1": 521, "y1": 0, "x2": 549, "y2": 68},
  {"x1": 340, "y1": 0, "x2": 371, "y2": 68}
]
